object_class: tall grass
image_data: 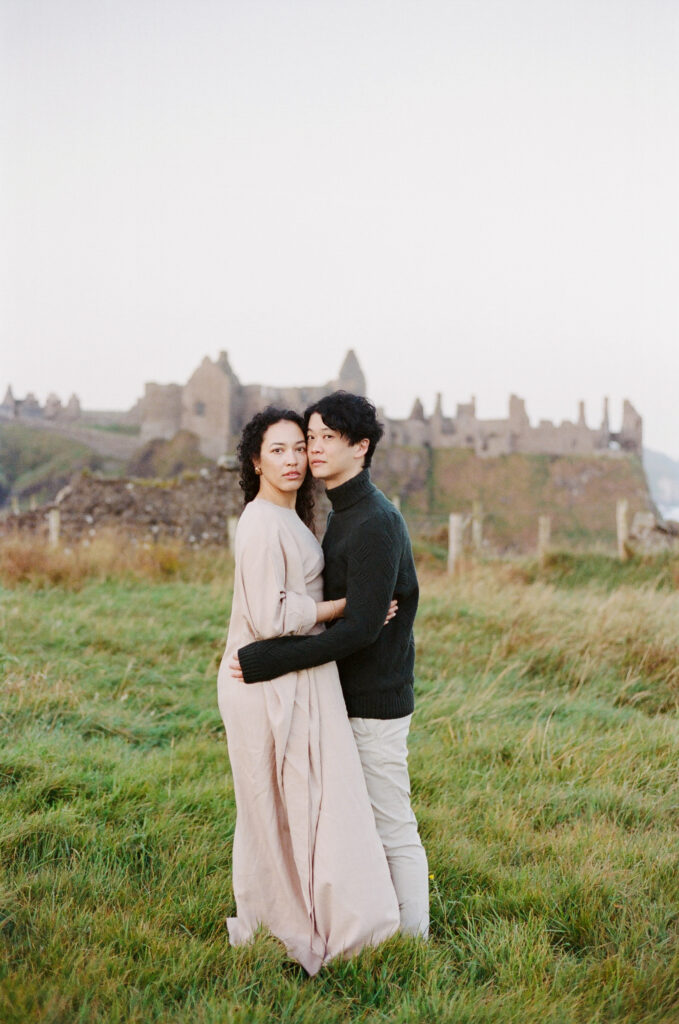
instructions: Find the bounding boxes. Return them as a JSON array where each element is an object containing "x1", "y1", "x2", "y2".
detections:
[
  {"x1": 0, "y1": 532, "x2": 232, "y2": 589},
  {"x1": 1, "y1": 542, "x2": 677, "y2": 1022}
]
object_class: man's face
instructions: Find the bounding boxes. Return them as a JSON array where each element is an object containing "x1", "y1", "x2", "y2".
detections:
[{"x1": 306, "y1": 412, "x2": 368, "y2": 489}]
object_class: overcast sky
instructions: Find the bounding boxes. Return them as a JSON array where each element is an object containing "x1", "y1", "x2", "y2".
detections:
[{"x1": 2, "y1": 0, "x2": 678, "y2": 456}]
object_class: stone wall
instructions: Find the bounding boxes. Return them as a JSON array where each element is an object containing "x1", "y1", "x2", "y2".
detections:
[
  {"x1": 0, "y1": 468, "x2": 243, "y2": 546},
  {"x1": 628, "y1": 512, "x2": 679, "y2": 554},
  {"x1": 1, "y1": 466, "x2": 331, "y2": 547}
]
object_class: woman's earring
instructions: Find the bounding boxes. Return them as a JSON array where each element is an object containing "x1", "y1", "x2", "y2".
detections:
[{"x1": 255, "y1": 467, "x2": 262, "y2": 475}]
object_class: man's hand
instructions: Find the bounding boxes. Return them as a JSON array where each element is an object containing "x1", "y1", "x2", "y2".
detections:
[
  {"x1": 229, "y1": 653, "x2": 244, "y2": 682},
  {"x1": 385, "y1": 599, "x2": 398, "y2": 624}
]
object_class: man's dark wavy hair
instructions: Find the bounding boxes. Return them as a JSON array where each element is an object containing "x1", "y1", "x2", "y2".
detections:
[
  {"x1": 304, "y1": 391, "x2": 384, "y2": 468},
  {"x1": 237, "y1": 407, "x2": 315, "y2": 531}
]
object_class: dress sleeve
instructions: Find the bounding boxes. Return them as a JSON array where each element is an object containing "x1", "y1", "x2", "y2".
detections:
[{"x1": 235, "y1": 513, "x2": 318, "y2": 640}]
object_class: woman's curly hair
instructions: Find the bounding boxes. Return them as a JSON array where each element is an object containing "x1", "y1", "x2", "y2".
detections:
[{"x1": 237, "y1": 407, "x2": 316, "y2": 531}]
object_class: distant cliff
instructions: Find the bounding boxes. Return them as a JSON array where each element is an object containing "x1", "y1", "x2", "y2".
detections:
[
  {"x1": 643, "y1": 449, "x2": 679, "y2": 519},
  {"x1": 371, "y1": 447, "x2": 653, "y2": 552}
]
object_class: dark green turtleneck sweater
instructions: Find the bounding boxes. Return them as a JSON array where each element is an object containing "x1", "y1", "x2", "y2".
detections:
[{"x1": 237, "y1": 468, "x2": 419, "y2": 719}]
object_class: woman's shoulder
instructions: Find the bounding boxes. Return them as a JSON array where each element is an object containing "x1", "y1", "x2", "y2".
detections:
[
  {"x1": 240, "y1": 499, "x2": 299, "y2": 521},
  {"x1": 238, "y1": 499, "x2": 278, "y2": 531},
  {"x1": 240, "y1": 499, "x2": 272, "y2": 518},
  {"x1": 236, "y1": 500, "x2": 300, "y2": 540}
]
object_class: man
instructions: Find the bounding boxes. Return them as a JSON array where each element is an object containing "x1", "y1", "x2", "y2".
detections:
[{"x1": 231, "y1": 391, "x2": 429, "y2": 937}]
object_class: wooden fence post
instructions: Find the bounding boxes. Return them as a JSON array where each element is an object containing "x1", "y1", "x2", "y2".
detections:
[
  {"x1": 11, "y1": 496, "x2": 19, "y2": 515},
  {"x1": 538, "y1": 515, "x2": 551, "y2": 567},
  {"x1": 391, "y1": 495, "x2": 401, "y2": 511},
  {"x1": 472, "y1": 501, "x2": 483, "y2": 553},
  {"x1": 227, "y1": 515, "x2": 238, "y2": 552},
  {"x1": 448, "y1": 514, "x2": 464, "y2": 573},
  {"x1": 616, "y1": 499, "x2": 629, "y2": 561},
  {"x1": 48, "y1": 508, "x2": 61, "y2": 548}
]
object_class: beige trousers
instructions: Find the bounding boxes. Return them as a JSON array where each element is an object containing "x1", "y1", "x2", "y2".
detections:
[{"x1": 349, "y1": 714, "x2": 429, "y2": 938}]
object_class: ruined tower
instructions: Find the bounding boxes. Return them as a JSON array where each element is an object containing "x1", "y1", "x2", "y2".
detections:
[
  {"x1": 619, "y1": 399, "x2": 643, "y2": 453},
  {"x1": 336, "y1": 349, "x2": 366, "y2": 395},
  {"x1": 181, "y1": 352, "x2": 240, "y2": 460},
  {"x1": 139, "y1": 384, "x2": 183, "y2": 443}
]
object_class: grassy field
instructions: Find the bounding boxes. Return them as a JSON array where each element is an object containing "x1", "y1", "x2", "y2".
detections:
[{"x1": 0, "y1": 540, "x2": 678, "y2": 1023}]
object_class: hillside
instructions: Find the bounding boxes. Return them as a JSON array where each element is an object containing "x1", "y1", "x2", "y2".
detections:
[
  {"x1": 0, "y1": 422, "x2": 122, "y2": 508},
  {"x1": 0, "y1": 424, "x2": 211, "y2": 510},
  {"x1": 372, "y1": 447, "x2": 653, "y2": 552},
  {"x1": 126, "y1": 430, "x2": 213, "y2": 478}
]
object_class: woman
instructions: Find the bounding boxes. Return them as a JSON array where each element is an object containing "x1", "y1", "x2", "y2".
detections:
[{"x1": 217, "y1": 407, "x2": 399, "y2": 976}]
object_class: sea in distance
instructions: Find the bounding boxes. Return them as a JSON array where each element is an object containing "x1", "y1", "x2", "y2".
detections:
[{"x1": 658, "y1": 503, "x2": 679, "y2": 522}]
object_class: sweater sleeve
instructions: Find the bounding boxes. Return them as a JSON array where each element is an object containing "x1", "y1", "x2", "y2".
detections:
[
  {"x1": 238, "y1": 515, "x2": 398, "y2": 682},
  {"x1": 235, "y1": 513, "x2": 318, "y2": 640}
]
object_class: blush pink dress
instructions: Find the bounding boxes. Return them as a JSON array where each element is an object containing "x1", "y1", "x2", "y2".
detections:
[{"x1": 217, "y1": 498, "x2": 399, "y2": 975}]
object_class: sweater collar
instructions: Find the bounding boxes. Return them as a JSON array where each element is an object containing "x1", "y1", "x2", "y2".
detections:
[{"x1": 326, "y1": 468, "x2": 374, "y2": 512}]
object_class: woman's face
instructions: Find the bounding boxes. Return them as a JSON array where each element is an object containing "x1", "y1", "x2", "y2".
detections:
[{"x1": 253, "y1": 420, "x2": 308, "y2": 501}]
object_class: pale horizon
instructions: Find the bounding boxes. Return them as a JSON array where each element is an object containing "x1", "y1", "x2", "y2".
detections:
[{"x1": 3, "y1": 0, "x2": 678, "y2": 458}]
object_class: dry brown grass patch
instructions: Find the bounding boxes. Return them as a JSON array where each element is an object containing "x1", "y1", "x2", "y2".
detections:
[
  {"x1": 0, "y1": 531, "x2": 232, "y2": 588},
  {"x1": 2, "y1": 669, "x2": 80, "y2": 712}
]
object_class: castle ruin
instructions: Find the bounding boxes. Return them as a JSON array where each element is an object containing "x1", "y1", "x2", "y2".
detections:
[
  {"x1": 1, "y1": 350, "x2": 642, "y2": 460},
  {"x1": 133, "y1": 350, "x2": 641, "y2": 459},
  {"x1": 134, "y1": 350, "x2": 366, "y2": 460},
  {"x1": 383, "y1": 392, "x2": 642, "y2": 457},
  {"x1": 1, "y1": 385, "x2": 81, "y2": 422}
]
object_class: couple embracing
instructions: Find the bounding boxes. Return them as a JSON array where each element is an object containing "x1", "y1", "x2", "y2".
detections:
[{"x1": 217, "y1": 391, "x2": 428, "y2": 976}]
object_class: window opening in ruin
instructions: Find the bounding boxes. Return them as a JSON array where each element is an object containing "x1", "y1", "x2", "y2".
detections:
[{"x1": 194, "y1": 401, "x2": 206, "y2": 417}]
